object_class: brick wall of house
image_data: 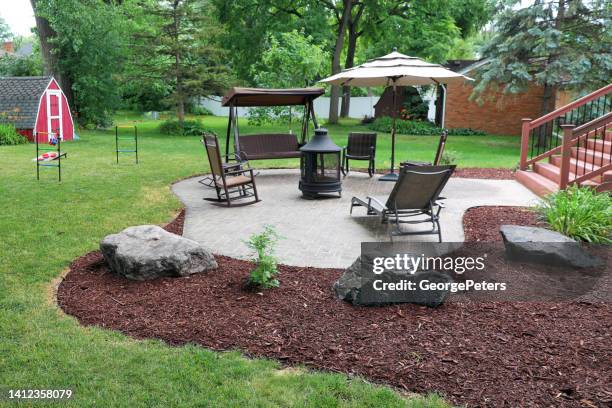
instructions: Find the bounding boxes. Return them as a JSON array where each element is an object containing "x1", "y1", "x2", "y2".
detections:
[
  {"x1": 2, "y1": 41, "x2": 14, "y2": 53},
  {"x1": 444, "y1": 81, "x2": 547, "y2": 136}
]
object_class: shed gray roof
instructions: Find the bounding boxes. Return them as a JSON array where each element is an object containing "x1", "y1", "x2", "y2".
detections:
[{"x1": 0, "y1": 76, "x2": 52, "y2": 129}]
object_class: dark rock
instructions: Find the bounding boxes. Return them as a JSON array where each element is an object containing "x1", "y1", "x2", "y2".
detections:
[
  {"x1": 499, "y1": 225, "x2": 603, "y2": 269},
  {"x1": 100, "y1": 225, "x2": 217, "y2": 281},
  {"x1": 333, "y1": 256, "x2": 452, "y2": 307}
]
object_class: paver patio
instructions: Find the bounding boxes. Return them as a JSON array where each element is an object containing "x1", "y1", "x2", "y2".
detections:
[{"x1": 172, "y1": 169, "x2": 539, "y2": 268}]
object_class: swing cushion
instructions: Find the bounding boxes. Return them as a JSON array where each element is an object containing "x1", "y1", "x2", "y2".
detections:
[{"x1": 237, "y1": 134, "x2": 302, "y2": 160}]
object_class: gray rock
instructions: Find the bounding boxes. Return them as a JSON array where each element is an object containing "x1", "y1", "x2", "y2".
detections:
[
  {"x1": 499, "y1": 225, "x2": 603, "y2": 269},
  {"x1": 333, "y1": 256, "x2": 452, "y2": 307},
  {"x1": 100, "y1": 225, "x2": 217, "y2": 280}
]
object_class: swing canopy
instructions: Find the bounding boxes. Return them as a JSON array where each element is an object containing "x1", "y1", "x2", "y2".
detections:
[
  {"x1": 221, "y1": 87, "x2": 325, "y2": 161},
  {"x1": 222, "y1": 87, "x2": 325, "y2": 107}
]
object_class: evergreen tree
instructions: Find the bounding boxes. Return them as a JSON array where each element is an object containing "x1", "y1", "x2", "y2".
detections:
[
  {"x1": 475, "y1": 0, "x2": 611, "y2": 114},
  {"x1": 136, "y1": 0, "x2": 232, "y2": 123}
]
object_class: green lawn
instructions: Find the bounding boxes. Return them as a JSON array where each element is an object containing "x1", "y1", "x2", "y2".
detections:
[{"x1": 0, "y1": 113, "x2": 519, "y2": 407}]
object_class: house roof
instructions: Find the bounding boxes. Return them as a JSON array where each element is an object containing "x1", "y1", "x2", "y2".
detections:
[
  {"x1": 221, "y1": 87, "x2": 325, "y2": 107},
  {"x1": 444, "y1": 59, "x2": 489, "y2": 75},
  {"x1": 0, "y1": 76, "x2": 52, "y2": 129}
]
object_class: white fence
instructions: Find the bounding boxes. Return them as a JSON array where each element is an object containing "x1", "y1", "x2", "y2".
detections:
[{"x1": 198, "y1": 96, "x2": 380, "y2": 119}]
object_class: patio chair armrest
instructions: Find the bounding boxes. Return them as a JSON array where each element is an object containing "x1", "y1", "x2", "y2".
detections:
[
  {"x1": 434, "y1": 200, "x2": 445, "y2": 208},
  {"x1": 224, "y1": 167, "x2": 254, "y2": 176},
  {"x1": 223, "y1": 162, "x2": 243, "y2": 170}
]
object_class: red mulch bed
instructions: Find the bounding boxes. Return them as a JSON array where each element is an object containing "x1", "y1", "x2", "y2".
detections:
[
  {"x1": 463, "y1": 206, "x2": 540, "y2": 242},
  {"x1": 57, "y1": 207, "x2": 611, "y2": 407},
  {"x1": 452, "y1": 167, "x2": 514, "y2": 180}
]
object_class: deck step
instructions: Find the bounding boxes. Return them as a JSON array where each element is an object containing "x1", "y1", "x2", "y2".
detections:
[
  {"x1": 535, "y1": 162, "x2": 603, "y2": 184},
  {"x1": 571, "y1": 147, "x2": 612, "y2": 164},
  {"x1": 549, "y1": 155, "x2": 612, "y2": 181},
  {"x1": 586, "y1": 138, "x2": 612, "y2": 154},
  {"x1": 515, "y1": 170, "x2": 559, "y2": 197}
]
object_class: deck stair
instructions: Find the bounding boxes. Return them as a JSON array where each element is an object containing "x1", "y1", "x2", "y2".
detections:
[{"x1": 517, "y1": 84, "x2": 612, "y2": 196}]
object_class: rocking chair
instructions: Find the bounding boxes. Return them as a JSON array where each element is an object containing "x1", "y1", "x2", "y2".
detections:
[{"x1": 203, "y1": 135, "x2": 260, "y2": 207}]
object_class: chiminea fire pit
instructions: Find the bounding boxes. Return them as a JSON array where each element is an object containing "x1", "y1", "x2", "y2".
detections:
[{"x1": 299, "y1": 128, "x2": 342, "y2": 199}]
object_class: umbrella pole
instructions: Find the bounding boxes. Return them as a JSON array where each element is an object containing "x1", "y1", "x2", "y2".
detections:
[
  {"x1": 391, "y1": 81, "x2": 396, "y2": 171},
  {"x1": 380, "y1": 79, "x2": 399, "y2": 181}
]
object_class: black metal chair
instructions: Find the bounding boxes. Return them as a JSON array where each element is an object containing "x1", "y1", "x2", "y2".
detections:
[
  {"x1": 203, "y1": 135, "x2": 260, "y2": 207},
  {"x1": 341, "y1": 132, "x2": 377, "y2": 177},
  {"x1": 400, "y1": 129, "x2": 448, "y2": 168},
  {"x1": 350, "y1": 165, "x2": 455, "y2": 242}
]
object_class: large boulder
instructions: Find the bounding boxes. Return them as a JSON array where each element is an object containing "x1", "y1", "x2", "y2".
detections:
[
  {"x1": 499, "y1": 225, "x2": 603, "y2": 269},
  {"x1": 333, "y1": 257, "x2": 452, "y2": 308},
  {"x1": 100, "y1": 225, "x2": 217, "y2": 281}
]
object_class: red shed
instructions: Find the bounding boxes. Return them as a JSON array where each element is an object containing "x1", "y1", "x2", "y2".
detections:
[{"x1": 0, "y1": 76, "x2": 75, "y2": 142}]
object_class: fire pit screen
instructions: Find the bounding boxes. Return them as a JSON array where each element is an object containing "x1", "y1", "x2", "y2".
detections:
[{"x1": 299, "y1": 128, "x2": 342, "y2": 198}]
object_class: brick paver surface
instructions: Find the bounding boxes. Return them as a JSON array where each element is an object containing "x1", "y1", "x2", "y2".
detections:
[{"x1": 172, "y1": 169, "x2": 538, "y2": 268}]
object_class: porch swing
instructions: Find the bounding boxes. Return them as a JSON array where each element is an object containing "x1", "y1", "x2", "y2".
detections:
[{"x1": 221, "y1": 87, "x2": 325, "y2": 162}]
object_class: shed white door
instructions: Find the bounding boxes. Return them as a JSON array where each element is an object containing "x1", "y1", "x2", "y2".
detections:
[{"x1": 46, "y1": 90, "x2": 63, "y2": 141}]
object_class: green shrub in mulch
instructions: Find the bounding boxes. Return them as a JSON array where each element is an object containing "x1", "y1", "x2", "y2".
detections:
[
  {"x1": 244, "y1": 225, "x2": 282, "y2": 289},
  {"x1": 536, "y1": 185, "x2": 612, "y2": 244}
]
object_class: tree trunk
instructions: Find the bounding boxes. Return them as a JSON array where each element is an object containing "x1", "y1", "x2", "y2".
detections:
[
  {"x1": 172, "y1": 1, "x2": 185, "y2": 124},
  {"x1": 30, "y1": 0, "x2": 74, "y2": 108},
  {"x1": 340, "y1": 24, "x2": 358, "y2": 118},
  {"x1": 328, "y1": 0, "x2": 352, "y2": 124}
]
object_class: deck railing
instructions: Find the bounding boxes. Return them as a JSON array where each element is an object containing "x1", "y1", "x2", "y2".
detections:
[
  {"x1": 519, "y1": 84, "x2": 612, "y2": 189},
  {"x1": 520, "y1": 84, "x2": 611, "y2": 170},
  {"x1": 559, "y1": 113, "x2": 611, "y2": 189}
]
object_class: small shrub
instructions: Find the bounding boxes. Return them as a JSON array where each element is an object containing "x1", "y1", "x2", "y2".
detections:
[
  {"x1": 159, "y1": 119, "x2": 214, "y2": 136},
  {"x1": 244, "y1": 225, "x2": 282, "y2": 289},
  {"x1": 439, "y1": 150, "x2": 460, "y2": 165},
  {"x1": 368, "y1": 116, "x2": 485, "y2": 136},
  {"x1": 399, "y1": 87, "x2": 429, "y2": 121},
  {"x1": 447, "y1": 128, "x2": 486, "y2": 136},
  {"x1": 189, "y1": 105, "x2": 213, "y2": 116},
  {"x1": 360, "y1": 115, "x2": 375, "y2": 124},
  {"x1": 0, "y1": 123, "x2": 28, "y2": 145},
  {"x1": 536, "y1": 185, "x2": 611, "y2": 244},
  {"x1": 369, "y1": 117, "x2": 438, "y2": 135}
]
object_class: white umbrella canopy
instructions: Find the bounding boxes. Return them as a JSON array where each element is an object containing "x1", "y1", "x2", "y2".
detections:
[
  {"x1": 320, "y1": 51, "x2": 472, "y2": 86},
  {"x1": 319, "y1": 50, "x2": 472, "y2": 180}
]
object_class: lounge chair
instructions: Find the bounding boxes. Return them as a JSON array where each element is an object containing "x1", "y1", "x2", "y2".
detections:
[
  {"x1": 203, "y1": 134, "x2": 260, "y2": 207},
  {"x1": 341, "y1": 132, "x2": 377, "y2": 177},
  {"x1": 400, "y1": 129, "x2": 448, "y2": 167},
  {"x1": 350, "y1": 165, "x2": 455, "y2": 241}
]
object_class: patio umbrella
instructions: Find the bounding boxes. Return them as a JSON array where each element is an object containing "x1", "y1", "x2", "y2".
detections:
[{"x1": 320, "y1": 49, "x2": 472, "y2": 181}]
